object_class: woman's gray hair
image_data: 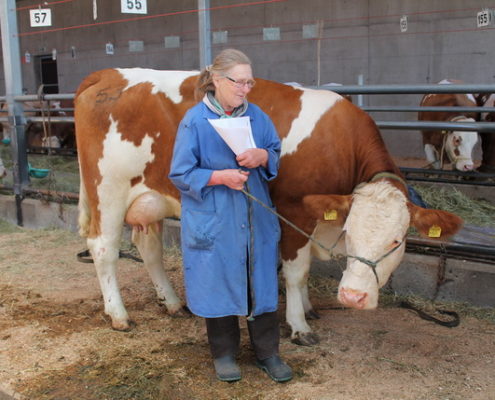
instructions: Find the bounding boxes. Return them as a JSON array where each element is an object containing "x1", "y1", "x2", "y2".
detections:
[{"x1": 195, "y1": 48, "x2": 252, "y2": 100}]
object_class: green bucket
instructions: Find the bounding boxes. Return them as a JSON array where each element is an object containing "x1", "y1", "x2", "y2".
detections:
[{"x1": 28, "y1": 163, "x2": 50, "y2": 179}]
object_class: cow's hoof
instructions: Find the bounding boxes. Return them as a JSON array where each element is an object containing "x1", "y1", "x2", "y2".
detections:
[
  {"x1": 291, "y1": 331, "x2": 319, "y2": 346},
  {"x1": 169, "y1": 305, "x2": 192, "y2": 318},
  {"x1": 111, "y1": 319, "x2": 136, "y2": 332},
  {"x1": 305, "y1": 309, "x2": 320, "y2": 320}
]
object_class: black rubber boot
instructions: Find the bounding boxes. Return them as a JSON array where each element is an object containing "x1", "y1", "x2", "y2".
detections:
[
  {"x1": 256, "y1": 355, "x2": 292, "y2": 383},
  {"x1": 213, "y1": 355, "x2": 241, "y2": 382}
]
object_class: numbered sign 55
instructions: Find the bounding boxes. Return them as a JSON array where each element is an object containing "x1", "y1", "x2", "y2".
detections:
[
  {"x1": 477, "y1": 10, "x2": 492, "y2": 27},
  {"x1": 121, "y1": 0, "x2": 147, "y2": 14},
  {"x1": 29, "y1": 9, "x2": 52, "y2": 27}
]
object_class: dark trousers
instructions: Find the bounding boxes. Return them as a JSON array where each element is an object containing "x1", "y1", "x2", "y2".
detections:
[{"x1": 205, "y1": 311, "x2": 280, "y2": 360}]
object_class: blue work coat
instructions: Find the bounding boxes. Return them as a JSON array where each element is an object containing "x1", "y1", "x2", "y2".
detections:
[{"x1": 169, "y1": 101, "x2": 281, "y2": 318}]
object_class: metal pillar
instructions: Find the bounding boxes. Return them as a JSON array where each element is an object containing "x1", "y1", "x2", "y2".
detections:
[
  {"x1": 198, "y1": 0, "x2": 212, "y2": 69},
  {"x1": 357, "y1": 74, "x2": 364, "y2": 108},
  {"x1": 1, "y1": 0, "x2": 28, "y2": 226}
]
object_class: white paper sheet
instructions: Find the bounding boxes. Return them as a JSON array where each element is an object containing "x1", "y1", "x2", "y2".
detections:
[{"x1": 208, "y1": 116, "x2": 256, "y2": 156}]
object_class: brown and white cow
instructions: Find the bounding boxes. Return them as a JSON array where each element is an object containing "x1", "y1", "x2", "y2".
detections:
[
  {"x1": 418, "y1": 79, "x2": 479, "y2": 171},
  {"x1": 24, "y1": 100, "x2": 75, "y2": 149},
  {"x1": 75, "y1": 68, "x2": 462, "y2": 345},
  {"x1": 476, "y1": 93, "x2": 495, "y2": 173}
]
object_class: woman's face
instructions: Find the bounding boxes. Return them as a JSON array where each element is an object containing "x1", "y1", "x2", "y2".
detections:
[{"x1": 213, "y1": 63, "x2": 254, "y2": 111}]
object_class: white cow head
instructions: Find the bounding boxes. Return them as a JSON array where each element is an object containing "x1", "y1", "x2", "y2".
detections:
[
  {"x1": 444, "y1": 117, "x2": 478, "y2": 171},
  {"x1": 41, "y1": 135, "x2": 62, "y2": 148},
  {"x1": 303, "y1": 180, "x2": 463, "y2": 310}
]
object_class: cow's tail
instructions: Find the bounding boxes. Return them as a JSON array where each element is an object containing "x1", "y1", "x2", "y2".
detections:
[{"x1": 78, "y1": 179, "x2": 91, "y2": 237}]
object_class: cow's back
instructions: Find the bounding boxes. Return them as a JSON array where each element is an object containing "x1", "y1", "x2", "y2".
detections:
[{"x1": 250, "y1": 81, "x2": 398, "y2": 198}]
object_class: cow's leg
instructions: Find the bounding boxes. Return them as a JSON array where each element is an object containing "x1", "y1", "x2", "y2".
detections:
[
  {"x1": 131, "y1": 220, "x2": 183, "y2": 315},
  {"x1": 302, "y1": 284, "x2": 320, "y2": 320},
  {"x1": 87, "y1": 232, "x2": 131, "y2": 331},
  {"x1": 424, "y1": 143, "x2": 441, "y2": 169},
  {"x1": 283, "y1": 242, "x2": 319, "y2": 346}
]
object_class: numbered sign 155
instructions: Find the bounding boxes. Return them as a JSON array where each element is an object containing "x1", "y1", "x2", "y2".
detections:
[
  {"x1": 121, "y1": 0, "x2": 147, "y2": 14},
  {"x1": 29, "y1": 9, "x2": 52, "y2": 27}
]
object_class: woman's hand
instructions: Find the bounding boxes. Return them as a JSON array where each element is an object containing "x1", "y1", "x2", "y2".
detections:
[
  {"x1": 208, "y1": 169, "x2": 250, "y2": 190},
  {"x1": 236, "y1": 148, "x2": 268, "y2": 169}
]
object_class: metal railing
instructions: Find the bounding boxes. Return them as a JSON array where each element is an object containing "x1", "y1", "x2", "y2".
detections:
[
  {"x1": 320, "y1": 83, "x2": 495, "y2": 133},
  {"x1": 1, "y1": 84, "x2": 494, "y2": 224}
]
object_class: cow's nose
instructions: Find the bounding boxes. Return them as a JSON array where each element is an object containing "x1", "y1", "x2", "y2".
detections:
[
  {"x1": 463, "y1": 163, "x2": 474, "y2": 171},
  {"x1": 338, "y1": 287, "x2": 368, "y2": 309}
]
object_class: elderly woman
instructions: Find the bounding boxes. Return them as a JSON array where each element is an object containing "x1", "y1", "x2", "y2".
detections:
[{"x1": 169, "y1": 49, "x2": 292, "y2": 383}]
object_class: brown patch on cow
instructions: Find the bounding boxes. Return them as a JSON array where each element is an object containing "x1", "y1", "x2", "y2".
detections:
[
  {"x1": 276, "y1": 201, "x2": 320, "y2": 261},
  {"x1": 76, "y1": 69, "x2": 135, "y2": 237},
  {"x1": 130, "y1": 176, "x2": 142, "y2": 186},
  {"x1": 302, "y1": 194, "x2": 352, "y2": 225},
  {"x1": 248, "y1": 79, "x2": 302, "y2": 140},
  {"x1": 108, "y1": 78, "x2": 197, "y2": 202},
  {"x1": 273, "y1": 100, "x2": 399, "y2": 200},
  {"x1": 408, "y1": 203, "x2": 463, "y2": 239}
]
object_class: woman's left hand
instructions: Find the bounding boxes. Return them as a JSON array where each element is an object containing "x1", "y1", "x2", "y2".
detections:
[{"x1": 236, "y1": 148, "x2": 268, "y2": 169}]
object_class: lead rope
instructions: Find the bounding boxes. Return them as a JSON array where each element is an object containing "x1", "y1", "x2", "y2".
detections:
[{"x1": 245, "y1": 180, "x2": 256, "y2": 321}]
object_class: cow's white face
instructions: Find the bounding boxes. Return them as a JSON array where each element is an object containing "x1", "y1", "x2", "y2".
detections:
[
  {"x1": 338, "y1": 182, "x2": 409, "y2": 309},
  {"x1": 444, "y1": 119, "x2": 478, "y2": 171},
  {"x1": 42, "y1": 136, "x2": 61, "y2": 148}
]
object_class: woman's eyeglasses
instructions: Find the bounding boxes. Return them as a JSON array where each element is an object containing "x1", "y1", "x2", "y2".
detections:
[{"x1": 224, "y1": 76, "x2": 256, "y2": 89}]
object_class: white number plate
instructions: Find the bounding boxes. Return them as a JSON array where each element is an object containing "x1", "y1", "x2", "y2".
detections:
[
  {"x1": 29, "y1": 9, "x2": 52, "y2": 27},
  {"x1": 121, "y1": 0, "x2": 147, "y2": 14},
  {"x1": 400, "y1": 16, "x2": 408, "y2": 32},
  {"x1": 477, "y1": 10, "x2": 492, "y2": 27}
]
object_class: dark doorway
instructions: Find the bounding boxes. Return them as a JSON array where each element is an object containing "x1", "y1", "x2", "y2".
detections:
[{"x1": 35, "y1": 55, "x2": 59, "y2": 94}]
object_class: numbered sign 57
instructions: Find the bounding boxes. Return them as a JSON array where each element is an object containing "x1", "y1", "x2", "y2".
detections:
[
  {"x1": 121, "y1": 0, "x2": 147, "y2": 14},
  {"x1": 29, "y1": 9, "x2": 52, "y2": 27}
]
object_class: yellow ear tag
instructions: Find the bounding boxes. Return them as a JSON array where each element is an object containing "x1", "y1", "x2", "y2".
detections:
[
  {"x1": 428, "y1": 225, "x2": 442, "y2": 238},
  {"x1": 324, "y1": 209, "x2": 338, "y2": 221}
]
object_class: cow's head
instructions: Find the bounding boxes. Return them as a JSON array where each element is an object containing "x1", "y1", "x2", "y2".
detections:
[
  {"x1": 303, "y1": 181, "x2": 463, "y2": 310},
  {"x1": 444, "y1": 117, "x2": 478, "y2": 171}
]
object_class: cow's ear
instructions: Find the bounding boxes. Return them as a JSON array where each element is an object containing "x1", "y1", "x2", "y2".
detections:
[
  {"x1": 302, "y1": 194, "x2": 352, "y2": 225},
  {"x1": 408, "y1": 202, "x2": 463, "y2": 239}
]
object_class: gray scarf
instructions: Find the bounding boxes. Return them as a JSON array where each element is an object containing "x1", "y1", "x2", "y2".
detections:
[{"x1": 203, "y1": 91, "x2": 248, "y2": 118}]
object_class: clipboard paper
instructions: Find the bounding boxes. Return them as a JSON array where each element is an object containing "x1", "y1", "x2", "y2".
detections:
[{"x1": 208, "y1": 116, "x2": 257, "y2": 155}]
